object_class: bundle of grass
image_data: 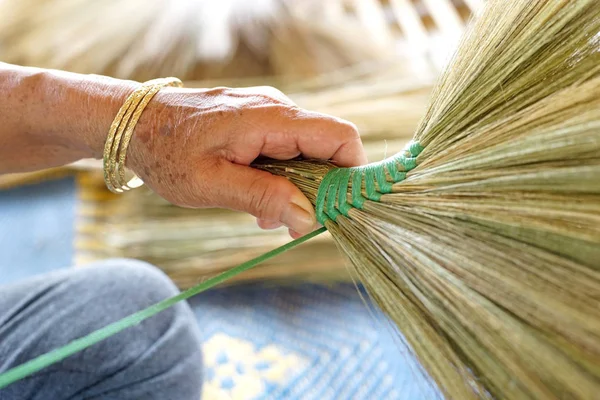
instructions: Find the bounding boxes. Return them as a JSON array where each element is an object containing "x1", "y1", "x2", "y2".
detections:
[
  {"x1": 74, "y1": 171, "x2": 347, "y2": 288},
  {"x1": 256, "y1": 0, "x2": 600, "y2": 398},
  {"x1": 0, "y1": 0, "x2": 398, "y2": 81},
  {"x1": 0, "y1": 0, "x2": 481, "y2": 82}
]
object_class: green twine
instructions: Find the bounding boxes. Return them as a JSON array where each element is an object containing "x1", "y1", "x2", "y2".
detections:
[
  {"x1": 0, "y1": 227, "x2": 326, "y2": 390},
  {"x1": 316, "y1": 140, "x2": 423, "y2": 224}
]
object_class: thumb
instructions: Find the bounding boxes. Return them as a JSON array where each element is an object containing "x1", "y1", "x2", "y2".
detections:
[{"x1": 209, "y1": 161, "x2": 317, "y2": 235}]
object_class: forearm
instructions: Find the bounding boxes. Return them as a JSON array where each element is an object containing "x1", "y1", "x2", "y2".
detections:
[{"x1": 0, "y1": 62, "x2": 136, "y2": 174}]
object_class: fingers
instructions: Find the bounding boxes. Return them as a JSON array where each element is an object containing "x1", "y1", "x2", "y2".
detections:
[
  {"x1": 209, "y1": 161, "x2": 317, "y2": 235},
  {"x1": 257, "y1": 219, "x2": 307, "y2": 241},
  {"x1": 242, "y1": 107, "x2": 368, "y2": 167},
  {"x1": 286, "y1": 109, "x2": 367, "y2": 167},
  {"x1": 288, "y1": 229, "x2": 304, "y2": 239},
  {"x1": 257, "y1": 218, "x2": 303, "y2": 239},
  {"x1": 198, "y1": 86, "x2": 367, "y2": 168},
  {"x1": 257, "y1": 220, "x2": 304, "y2": 240}
]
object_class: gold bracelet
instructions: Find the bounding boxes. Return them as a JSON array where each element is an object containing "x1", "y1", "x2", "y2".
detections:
[
  {"x1": 103, "y1": 81, "x2": 153, "y2": 192},
  {"x1": 103, "y1": 77, "x2": 183, "y2": 193}
]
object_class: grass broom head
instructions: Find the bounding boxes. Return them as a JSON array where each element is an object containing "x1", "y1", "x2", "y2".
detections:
[{"x1": 258, "y1": 0, "x2": 600, "y2": 398}]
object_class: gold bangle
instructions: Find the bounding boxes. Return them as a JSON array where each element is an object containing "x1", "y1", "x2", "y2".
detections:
[
  {"x1": 103, "y1": 77, "x2": 183, "y2": 193},
  {"x1": 103, "y1": 82, "x2": 153, "y2": 192},
  {"x1": 110, "y1": 78, "x2": 169, "y2": 191}
]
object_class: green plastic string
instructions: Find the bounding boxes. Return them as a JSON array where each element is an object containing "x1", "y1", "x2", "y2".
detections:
[
  {"x1": 316, "y1": 140, "x2": 423, "y2": 224},
  {"x1": 0, "y1": 227, "x2": 326, "y2": 390}
]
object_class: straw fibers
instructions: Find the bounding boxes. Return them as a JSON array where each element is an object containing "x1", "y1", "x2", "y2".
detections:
[
  {"x1": 74, "y1": 170, "x2": 346, "y2": 288},
  {"x1": 0, "y1": 0, "x2": 397, "y2": 81},
  {"x1": 257, "y1": 0, "x2": 600, "y2": 398},
  {"x1": 0, "y1": 0, "x2": 482, "y2": 81}
]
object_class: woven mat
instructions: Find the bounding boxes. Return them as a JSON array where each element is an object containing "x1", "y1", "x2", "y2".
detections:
[{"x1": 192, "y1": 284, "x2": 439, "y2": 399}]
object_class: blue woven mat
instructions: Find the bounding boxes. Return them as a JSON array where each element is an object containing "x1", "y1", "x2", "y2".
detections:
[{"x1": 0, "y1": 178, "x2": 438, "y2": 399}]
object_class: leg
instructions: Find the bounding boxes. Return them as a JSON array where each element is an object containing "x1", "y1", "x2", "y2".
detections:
[{"x1": 0, "y1": 259, "x2": 203, "y2": 400}]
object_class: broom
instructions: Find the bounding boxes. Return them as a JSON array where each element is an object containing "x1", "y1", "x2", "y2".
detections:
[
  {"x1": 0, "y1": 0, "x2": 598, "y2": 398},
  {"x1": 256, "y1": 0, "x2": 600, "y2": 398}
]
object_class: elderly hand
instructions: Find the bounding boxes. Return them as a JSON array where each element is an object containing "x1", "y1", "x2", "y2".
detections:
[{"x1": 125, "y1": 86, "x2": 367, "y2": 238}]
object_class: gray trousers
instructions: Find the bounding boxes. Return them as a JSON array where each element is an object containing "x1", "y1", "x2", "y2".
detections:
[{"x1": 0, "y1": 260, "x2": 204, "y2": 399}]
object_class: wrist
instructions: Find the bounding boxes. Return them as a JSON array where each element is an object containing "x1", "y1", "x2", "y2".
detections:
[
  {"x1": 51, "y1": 70, "x2": 139, "y2": 160},
  {"x1": 24, "y1": 66, "x2": 139, "y2": 160}
]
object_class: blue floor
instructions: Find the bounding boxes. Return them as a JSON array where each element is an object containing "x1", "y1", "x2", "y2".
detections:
[
  {"x1": 0, "y1": 178, "x2": 75, "y2": 284},
  {"x1": 0, "y1": 178, "x2": 438, "y2": 399}
]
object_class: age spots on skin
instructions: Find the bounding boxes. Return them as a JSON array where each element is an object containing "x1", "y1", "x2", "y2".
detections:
[
  {"x1": 137, "y1": 131, "x2": 151, "y2": 145},
  {"x1": 160, "y1": 122, "x2": 173, "y2": 137}
]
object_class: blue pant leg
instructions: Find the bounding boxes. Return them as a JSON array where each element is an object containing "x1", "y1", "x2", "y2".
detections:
[{"x1": 0, "y1": 259, "x2": 203, "y2": 400}]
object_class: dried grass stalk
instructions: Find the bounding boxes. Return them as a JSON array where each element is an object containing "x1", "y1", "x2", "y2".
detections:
[{"x1": 258, "y1": 1, "x2": 600, "y2": 398}]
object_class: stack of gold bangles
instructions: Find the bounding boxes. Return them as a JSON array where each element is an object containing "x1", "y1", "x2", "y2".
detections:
[{"x1": 102, "y1": 77, "x2": 183, "y2": 193}]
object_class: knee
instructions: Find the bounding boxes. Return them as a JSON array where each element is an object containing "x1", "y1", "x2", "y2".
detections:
[
  {"x1": 76, "y1": 258, "x2": 179, "y2": 305},
  {"x1": 70, "y1": 258, "x2": 199, "y2": 346},
  {"x1": 62, "y1": 259, "x2": 204, "y2": 396},
  {"x1": 2, "y1": 259, "x2": 203, "y2": 399}
]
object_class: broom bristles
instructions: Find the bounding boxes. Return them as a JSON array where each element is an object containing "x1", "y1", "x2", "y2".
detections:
[{"x1": 258, "y1": 0, "x2": 600, "y2": 398}]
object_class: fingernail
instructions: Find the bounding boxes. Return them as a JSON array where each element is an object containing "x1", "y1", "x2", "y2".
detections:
[
  {"x1": 289, "y1": 229, "x2": 303, "y2": 239},
  {"x1": 281, "y1": 196, "x2": 315, "y2": 234}
]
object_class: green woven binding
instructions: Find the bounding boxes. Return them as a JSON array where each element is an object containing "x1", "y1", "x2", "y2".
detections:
[{"x1": 315, "y1": 140, "x2": 423, "y2": 224}]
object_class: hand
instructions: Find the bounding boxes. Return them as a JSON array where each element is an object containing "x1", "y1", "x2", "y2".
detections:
[{"x1": 127, "y1": 86, "x2": 367, "y2": 238}]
